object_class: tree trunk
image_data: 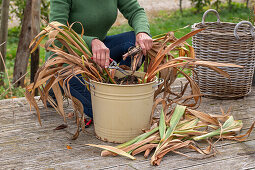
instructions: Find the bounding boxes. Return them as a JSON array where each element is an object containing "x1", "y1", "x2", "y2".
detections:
[
  {"x1": 247, "y1": 0, "x2": 250, "y2": 8},
  {"x1": 13, "y1": 0, "x2": 32, "y2": 87},
  {"x1": 216, "y1": 0, "x2": 219, "y2": 11},
  {"x1": 254, "y1": 5, "x2": 255, "y2": 25},
  {"x1": 228, "y1": 0, "x2": 232, "y2": 11},
  {"x1": 30, "y1": 0, "x2": 41, "y2": 94},
  {"x1": 179, "y1": 0, "x2": 183, "y2": 15},
  {"x1": 0, "y1": 0, "x2": 10, "y2": 85}
]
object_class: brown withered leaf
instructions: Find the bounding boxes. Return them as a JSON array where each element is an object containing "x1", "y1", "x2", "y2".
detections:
[{"x1": 54, "y1": 124, "x2": 68, "y2": 130}]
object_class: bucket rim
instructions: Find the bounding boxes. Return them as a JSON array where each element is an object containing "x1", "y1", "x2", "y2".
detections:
[{"x1": 90, "y1": 76, "x2": 157, "y2": 87}]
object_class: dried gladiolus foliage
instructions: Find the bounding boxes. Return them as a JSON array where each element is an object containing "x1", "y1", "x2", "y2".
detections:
[
  {"x1": 26, "y1": 21, "x2": 243, "y2": 141},
  {"x1": 26, "y1": 21, "x2": 107, "y2": 139},
  {"x1": 88, "y1": 104, "x2": 254, "y2": 165},
  {"x1": 86, "y1": 29, "x2": 254, "y2": 165},
  {"x1": 126, "y1": 29, "x2": 241, "y2": 109}
]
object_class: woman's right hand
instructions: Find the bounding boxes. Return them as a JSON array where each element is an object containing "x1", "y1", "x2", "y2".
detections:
[{"x1": 91, "y1": 39, "x2": 110, "y2": 68}]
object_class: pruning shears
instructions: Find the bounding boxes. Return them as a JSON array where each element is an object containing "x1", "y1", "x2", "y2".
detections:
[
  {"x1": 91, "y1": 57, "x2": 128, "y2": 75},
  {"x1": 79, "y1": 118, "x2": 93, "y2": 131},
  {"x1": 85, "y1": 118, "x2": 93, "y2": 128},
  {"x1": 122, "y1": 46, "x2": 142, "y2": 60},
  {"x1": 108, "y1": 58, "x2": 128, "y2": 75}
]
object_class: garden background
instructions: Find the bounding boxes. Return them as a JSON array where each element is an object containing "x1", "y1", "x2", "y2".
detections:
[{"x1": 0, "y1": 0, "x2": 253, "y2": 99}]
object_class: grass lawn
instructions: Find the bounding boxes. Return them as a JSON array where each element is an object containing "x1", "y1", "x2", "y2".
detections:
[
  {"x1": 0, "y1": 2, "x2": 252, "y2": 99},
  {"x1": 109, "y1": 2, "x2": 251, "y2": 43}
]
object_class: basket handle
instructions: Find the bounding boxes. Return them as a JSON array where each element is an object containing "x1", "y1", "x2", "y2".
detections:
[
  {"x1": 202, "y1": 9, "x2": 221, "y2": 25},
  {"x1": 234, "y1": 21, "x2": 255, "y2": 40}
]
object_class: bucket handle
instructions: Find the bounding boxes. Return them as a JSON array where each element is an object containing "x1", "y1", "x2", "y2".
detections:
[
  {"x1": 152, "y1": 78, "x2": 164, "y2": 88},
  {"x1": 202, "y1": 9, "x2": 221, "y2": 25},
  {"x1": 73, "y1": 74, "x2": 95, "y2": 89},
  {"x1": 234, "y1": 21, "x2": 255, "y2": 40}
]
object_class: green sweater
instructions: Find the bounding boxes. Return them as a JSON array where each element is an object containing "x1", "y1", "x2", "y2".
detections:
[{"x1": 49, "y1": 0, "x2": 150, "y2": 50}]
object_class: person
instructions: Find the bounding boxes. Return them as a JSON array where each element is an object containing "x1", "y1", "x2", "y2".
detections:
[{"x1": 47, "y1": 0, "x2": 153, "y2": 119}]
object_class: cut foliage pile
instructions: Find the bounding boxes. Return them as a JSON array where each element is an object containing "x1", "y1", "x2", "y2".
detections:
[
  {"x1": 26, "y1": 21, "x2": 242, "y2": 140},
  {"x1": 88, "y1": 104, "x2": 254, "y2": 166}
]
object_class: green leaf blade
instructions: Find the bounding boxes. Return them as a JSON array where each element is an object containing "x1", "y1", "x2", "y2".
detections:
[
  {"x1": 159, "y1": 108, "x2": 166, "y2": 140},
  {"x1": 165, "y1": 105, "x2": 187, "y2": 140}
]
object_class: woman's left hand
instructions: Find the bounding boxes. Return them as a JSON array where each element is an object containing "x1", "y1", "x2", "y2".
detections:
[{"x1": 136, "y1": 32, "x2": 153, "y2": 55}]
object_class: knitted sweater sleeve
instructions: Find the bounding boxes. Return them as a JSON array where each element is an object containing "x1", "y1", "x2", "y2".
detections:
[
  {"x1": 117, "y1": 0, "x2": 150, "y2": 35},
  {"x1": 49, "y1": 0, "x2": 96, "y2": 50}
]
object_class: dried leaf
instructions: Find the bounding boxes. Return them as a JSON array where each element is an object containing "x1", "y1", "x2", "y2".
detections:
[
  {"x1": 67, "y1": 145, "x2": 72, "y2": 149},
  {"x1": 193, "y1": 116, "x2": 243, "y2": 141},
  {"x1": 132, "y1": 144, "x2": 158, "y2": 156},
  {"x1": 86, "y1": 144, "x2": 136, "y2": 160},
  {"x1": 187, "y1": 108, "x2": 219, "y2": 126},
  {"x1": 54, "y1": 124, "x2": 68, "y2": 130}
]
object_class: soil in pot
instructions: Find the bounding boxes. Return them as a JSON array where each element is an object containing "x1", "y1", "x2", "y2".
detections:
[{"x1": 114, "y1": 75, "x2": 140, "y2": 85}]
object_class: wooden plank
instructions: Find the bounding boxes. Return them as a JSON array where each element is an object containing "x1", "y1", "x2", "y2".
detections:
[
  {"x1": 1, "y1": 116, "x2": 254, "y2": 169},
  {"x1": 1, "y1": 109, "x2": 253, "y2": 142},
  {"x1": 0, "y1": 87, "x2": 254, "y2": 169},
  {"x1": 1, "y1": 104, "x2": 254, "y2": 144},
  {"x1": 124, "y1": 140, "x2": 255, "y2": 169},
  {"x1": 179, "y1": 156, "x2": 255, "y2": 170}
]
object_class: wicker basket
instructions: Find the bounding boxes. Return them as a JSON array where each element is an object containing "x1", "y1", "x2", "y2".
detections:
[{"x1": 192, "y1": 9, "x2": 255, "y2": 99}]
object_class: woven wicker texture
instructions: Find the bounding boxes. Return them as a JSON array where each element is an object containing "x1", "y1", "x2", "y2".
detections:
[{"x1": 192, "y1": 9, "x2": 255, "y2": 98}]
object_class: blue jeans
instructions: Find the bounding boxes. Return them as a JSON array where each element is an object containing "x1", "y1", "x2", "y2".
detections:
[
  {"x1": 51, "y1": 31, "x2": 136, "y2": 118},
  {"x1": 104, "y1": 31, "x2": 136, "y2": 66}
]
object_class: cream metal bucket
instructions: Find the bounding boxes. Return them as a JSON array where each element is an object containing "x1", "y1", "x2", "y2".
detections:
[{"x1": 90, "y1": 71, "x2": 162, "y2": 143}]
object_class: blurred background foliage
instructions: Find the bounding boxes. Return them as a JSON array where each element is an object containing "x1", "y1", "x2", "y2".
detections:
[
  {"x1": 0, "y1": 0, "x2": 253, "y2": 99},
  {"x1": 9, "y1": 0, "x2": 50, "y2": 25}
]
